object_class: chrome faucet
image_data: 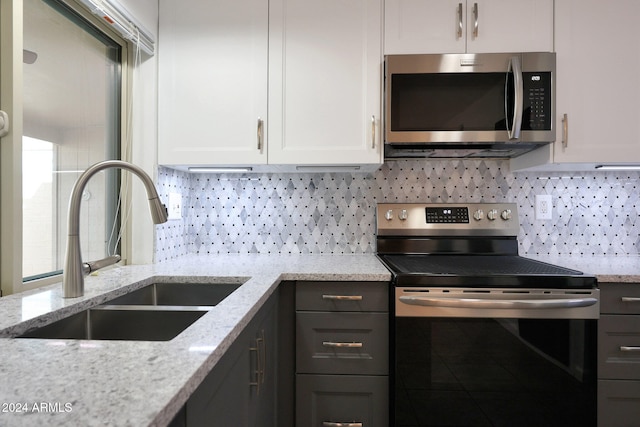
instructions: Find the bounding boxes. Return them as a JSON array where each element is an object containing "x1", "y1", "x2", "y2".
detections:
[{"x1": 63, "y1": 160, "x2": 168, "y2": 298}]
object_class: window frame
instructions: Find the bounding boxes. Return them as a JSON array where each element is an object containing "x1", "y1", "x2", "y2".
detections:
[{"x1": 0, "y1": 0, "x2": 133, "y2": 295}]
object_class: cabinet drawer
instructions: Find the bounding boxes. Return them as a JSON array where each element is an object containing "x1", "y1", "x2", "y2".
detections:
[
  {"x1": 296, "y1": 312, "x2": 388, "y2": 375},
  {"x1": 296, "y1": 374, "x2": 388, "y2": 427},
  {"x1": 296, "y1": 281, "x2": 388, "y2": 312},
  {"x1": 601, "y1": 283, "x2": 640, "y2": 315},
  {"x1": 598, "y1": 315, "x2": 640, "y2": 380},
  {"x1": 598, "y1": 380, "x2": 640, "y2": 427}
]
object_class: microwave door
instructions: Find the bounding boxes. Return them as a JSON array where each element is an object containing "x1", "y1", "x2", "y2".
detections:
[{"x1": 506, "y1": 55, "x2": 524, "y2": 140}]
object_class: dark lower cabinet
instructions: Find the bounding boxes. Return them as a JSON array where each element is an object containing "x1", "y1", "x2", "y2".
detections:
[
  {"x1": 180, "y1": 291, "x2": 278, "y2": 427},
  {"x1": 295, "y1": 281, "x2": 390, "y2": 427},
  {"x1": 296, "y1": 374, "x2": 388, "y2": 427},
  {"x1": 598, "y1": 380, "x2": 640, "y2": 426},
  {"x1": 598, "y1": 283, "x2": 640, "y2": 427},
  {"x1": 169, "y1": 280, "x2": 390, "y2": 427}
]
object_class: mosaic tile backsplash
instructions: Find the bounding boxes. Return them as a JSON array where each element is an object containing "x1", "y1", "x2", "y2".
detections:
[{"x1": 155, "y1": 160, "x2": 640, "y2": 261}]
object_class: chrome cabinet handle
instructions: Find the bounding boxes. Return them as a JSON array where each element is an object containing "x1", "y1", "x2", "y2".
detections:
[
  {"x1": 371, "y1": 115, "x2": 376, "y2": 149},
  {"x1": 257, "y1": 117, "x2": 264, "y2": 151},
  {"x1": 322, "y1": 341, "x2": 363, "y2": 349},
  {"x1": 322, "y1": 295, "x2": 363, "y2": 301},
  {"x1": 249, "y1": 331, "x2": 265, "y2": 394},
  {"x1": 399, "y1": 296, "x2": 598, "y2": 309},
  {"x1": 0, "y1": 110, "x2": 9, "y2": 138},
  {"x1": 621, "y1": 346, "x2": 640, "y2": 352},
  {"x1": 259, "y1": 330, "x2": 266, "y2": 386},
  {"x1": 562, "y1": 113, "x2": 568, "y2": 148},
  {"x1": 472, "y1": 3, "x2": 479, "y2": 38},
  {"x1": 322, "y1": 423, "x2": 363, "y2": 427},
  {"x1": 249, "y1": 341, "x2": 259, "y2": 393},
  {"x1": 621, "y1": 297, "x2": 640, "y2": 302},
  {"x1": 457, "y1": 3, "x2": 463, "y2": 38},
  {"x1": 507, "y1": 56, "x2": 523, "y2": 140}
]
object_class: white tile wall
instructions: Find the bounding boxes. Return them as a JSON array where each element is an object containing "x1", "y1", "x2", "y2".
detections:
[{"x1": 155, "y1": 160, "x2": 640, "y2": 262}]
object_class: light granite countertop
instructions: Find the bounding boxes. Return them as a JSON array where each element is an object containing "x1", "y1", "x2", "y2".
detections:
[
  {"x1": 0, "y1": 252, "x2": 636, "y2": 426},
  {"x1": 526, "y1": 254, "x2": 640, "y2": 283},
  {"x1": 0, "y1": 254, "x2": 391, "y2": 427}
]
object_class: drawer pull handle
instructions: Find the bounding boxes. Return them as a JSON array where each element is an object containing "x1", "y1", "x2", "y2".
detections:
[
  {"x1": 322, "y1": 295, "x2": 363, "y2": 301},
  {"x1": 620, "y1": 346, "x2": 640, "y2": 352},
  {"x1": 322, "y1": 341, "x2": 363, "y2": 349},
  {"x1": 322, "y1": 422, "x2": 363, "y2": 427},
  {"x1": 621, "y1": 297, "x2": 640, "y2": 303}
]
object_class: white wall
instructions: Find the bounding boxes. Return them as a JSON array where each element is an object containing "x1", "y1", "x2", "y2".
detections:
[{"x1": 118, "y1": 0, "x2": 159, "y2": 265}]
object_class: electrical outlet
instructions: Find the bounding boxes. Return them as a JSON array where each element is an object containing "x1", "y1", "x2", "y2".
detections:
[
  {"x1": 535, "y1": 194, "x2": 552, "y2": 220},
  {"x1": 167, "y1": 192, "x2": 182, "y2": 220}
]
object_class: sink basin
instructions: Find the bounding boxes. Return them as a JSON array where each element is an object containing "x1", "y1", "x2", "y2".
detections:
[
  {"x1": 18, "y1": 306, "x2": 208, "y2": 341},
  {"x1": 105, "y1": 282, "x2": 241, "y2": 307},
  {"x1": 16, "y1": 281, "x2": 244, "y2": 341}
]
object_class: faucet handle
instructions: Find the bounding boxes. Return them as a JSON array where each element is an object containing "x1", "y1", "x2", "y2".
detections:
[{"x1": 82, "y1": 254, "x2": 121, "y2": 276}]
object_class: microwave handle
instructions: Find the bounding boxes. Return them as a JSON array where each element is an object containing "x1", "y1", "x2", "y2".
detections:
[{"x1": 506, "y1": 56, "x2": 523, "y2": 140}]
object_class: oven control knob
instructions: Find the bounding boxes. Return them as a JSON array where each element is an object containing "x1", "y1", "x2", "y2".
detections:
[
  {"x1": 501, "y1": 209, "x2": 512, "y2": 220},
  {"x1": 398, "y1": 209, "x2": 408, "y2": 221},
  {"x1": 473, "y1": 209, "x2": 484, "y2": 221},
  {"x1": 385, "y1": 209, "x2": 394, "y2": 221},
  {"x1": 487, "y1": 209, "x2": 498, "y2": 221}
]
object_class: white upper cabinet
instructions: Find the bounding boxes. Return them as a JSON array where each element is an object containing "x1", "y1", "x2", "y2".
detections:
[
  {"x1": 512, "y1": 0, "x2": 640, "y2": 170},
  {"x1": 552, "y1": 0, "x2": 640, "y2": 164},
  {"x1": 385, "y1": 0, "x2": 466, "y2": 54},
  {"x1": 158, "y1": 0, "x2": 382, "y2": 171},
  {"x1": 268, "y1": 0, "x2": 383, "y2": 169},
  {"x1": 158, "y1": 0, "x2": 268, "y2": 168},
  {"x1": 384, "y1": 0, "x2": 553, "y2": 54}
]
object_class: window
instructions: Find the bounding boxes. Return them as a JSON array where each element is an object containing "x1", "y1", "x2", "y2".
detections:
[{"x1": 0, "y1": 0, "x2": 129, "y2": 294}]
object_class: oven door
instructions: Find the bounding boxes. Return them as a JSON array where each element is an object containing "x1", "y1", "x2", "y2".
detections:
[{"x1": 393, "y1": 287, "x2": 598, "y2": 426}]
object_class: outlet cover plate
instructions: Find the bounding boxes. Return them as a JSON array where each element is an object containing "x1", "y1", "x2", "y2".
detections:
[
  {"x1": 535, "y1": 194, "x2": 552, "y2": 220},
  {"x1": 168, "y1": 192, "x2": 182, "y2": 220}
]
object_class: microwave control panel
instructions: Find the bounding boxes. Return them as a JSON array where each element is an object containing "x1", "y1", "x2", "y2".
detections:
[{"x1": 523, "y1": 72, "x2": 551, "y2": 131}]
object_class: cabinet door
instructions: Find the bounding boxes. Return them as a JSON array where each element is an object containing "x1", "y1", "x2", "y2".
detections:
[
  {"x1": 554, "y1": 0, "x2": 640, "y2": 163},
  {"x1": 268, "y1": 0, "x2": 383, "y2": 167},
  {"x1": 296, "y1": 374, "x2": 389, "y2": 427},
  {"x1": 296, "y1": 312, "x2": 389, "y2": 375},
  {"x1": 295, "y1": 281, "x2": 389, "y2": 312},
  {"x1": 158, "y1": 0, "x2": 268, "y2": 167},
  {"x1": 598, "y1": 315, "x2": 640, "y2": 380},
  {"x1": 249, "y1": 299, "x2": 278, "y2": 427},
  {"x1": 384, "y1": 0, "x2": 552, "y2": 55},
  {"x1": 385, "y1": 0, "x2": 465, "y2": 54},
  {"x1": 186, "y1": 294, "x2": 278, "y2": 427},
  {"x1": 186, "y1": 330, "x2": 251, "y2": 426},
  {"x1": 598, "y1": 380, "x2": 640, "y2": 427},
  {"x1": 466, "y1": 0, "x2": 553, "y2": 53}
]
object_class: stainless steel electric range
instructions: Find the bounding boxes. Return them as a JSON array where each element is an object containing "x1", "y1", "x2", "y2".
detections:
[{"x1": 376, "y1": 203, "x2": 598, "y2": 427}]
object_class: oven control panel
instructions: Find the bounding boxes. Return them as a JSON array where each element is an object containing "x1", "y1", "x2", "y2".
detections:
[
  {"x1": 425, "y1": 207, "x2": 469, "y2": 223},
  {"x1": 377, "y1": 203, "x2": 519, "y2": 236}
]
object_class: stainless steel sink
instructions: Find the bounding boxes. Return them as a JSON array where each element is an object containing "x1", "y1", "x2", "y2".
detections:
[
  {"x1": 16, "y1": 281, "x2": 243, "y2": 341},
  {"x1": 105, "y1": 282, "x2": 241, "y2": 307},
  {"x1": 18, "y1": 306, "x2": 209, "y2": 341}
]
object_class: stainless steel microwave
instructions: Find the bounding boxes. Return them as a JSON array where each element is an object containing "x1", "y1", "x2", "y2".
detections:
[{"x1": 384, "y1": 52, "x2": 556, "y2": 159}]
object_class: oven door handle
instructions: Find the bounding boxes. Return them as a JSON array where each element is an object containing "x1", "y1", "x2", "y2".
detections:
[{"x1": 398, "y1": 296, "x2": 598, "y2": 309}]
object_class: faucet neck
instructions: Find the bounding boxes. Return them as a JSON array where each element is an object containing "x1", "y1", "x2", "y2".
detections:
[{"x1": 63, "y1": 160, "x2": 166, "y2": 298}]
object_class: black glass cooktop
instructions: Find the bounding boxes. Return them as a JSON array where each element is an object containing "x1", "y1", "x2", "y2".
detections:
[{"x1": 378, "y1": 254, "x2": 597, "y2": 289}]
